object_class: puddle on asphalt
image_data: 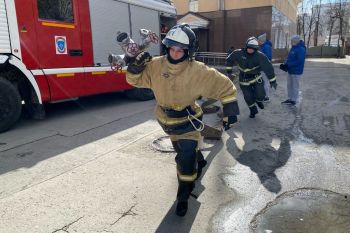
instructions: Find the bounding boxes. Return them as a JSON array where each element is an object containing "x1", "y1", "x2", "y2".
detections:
[{"x1": 250, "y1": 188, "x2": 350, "y2": 233}]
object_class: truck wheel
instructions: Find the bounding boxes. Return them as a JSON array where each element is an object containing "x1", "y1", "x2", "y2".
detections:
[
  {"x1": 0, "y1": 77, "x2": 22, "y2": 132},
  {"x1": 125, "y1": 88, "x2": 155, "y2": 101}
]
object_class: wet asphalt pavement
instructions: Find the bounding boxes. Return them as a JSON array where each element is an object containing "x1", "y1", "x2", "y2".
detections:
[
  {"x1": 210, "y1": 58, "x2": 350, "y2": 233},
  {"x1": 0, "y1": 58, "x2": 349, "y2": 233}
]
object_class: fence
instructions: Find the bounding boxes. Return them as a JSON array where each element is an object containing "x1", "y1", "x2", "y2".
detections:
[
  {"x1": 272, "y1": 48, "x2": 288, "y2": 63},
  {"x1": 195, "y1": 52, "x2": 228, "y2": 66},
  {"x1": 195, "y1": 46, "x2": 348, "y2": 68},
  {"x1": 195, "y1": 51, "x2": 287, "y2": 65},
  {"x1": 306, "y1": 46, "x2": 345, "y2": 58}
]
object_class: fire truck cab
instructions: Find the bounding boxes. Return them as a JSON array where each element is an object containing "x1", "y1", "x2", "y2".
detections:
[{"x1": 0, "y1": 0, "x2": 176, "y2": 132}]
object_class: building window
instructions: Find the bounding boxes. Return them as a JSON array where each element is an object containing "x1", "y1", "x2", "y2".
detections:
[
  {"x1": 37, "y1": 0, "x2": 74, "y2": 23},
  {"x1": 189, "y1": 0, "x2": 198, "y2": 12}
]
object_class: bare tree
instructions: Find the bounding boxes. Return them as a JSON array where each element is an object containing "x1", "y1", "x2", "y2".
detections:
[
  {"x1": 323, "y1": 0, "x2": 350, "y2": 55},
  {"x1": 298, "y1": 0, "x2": 350, "y2": 48},
  {"x1": 297, "y1": 1, "x2": 307, "y2": 42},
  {"x1": 324, "y1": 1, "x2": 337, "y2": 46},
  {"x1": 297, "y1": 0, "x2": 319, "y2": 47},
  {"x1": 313, "y1": 0, "x2": 323, "y2": 46},
  {"x1": 306, "y1": 1, "x2": 318, "y2": 47},
  {"x1": 335, "y1": 0, "x2": 350, "y2": 50}
]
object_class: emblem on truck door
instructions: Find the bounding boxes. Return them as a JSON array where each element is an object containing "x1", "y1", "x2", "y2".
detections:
[{"x1": 55, "y1": 36, "x2": 67, "y2": 54}]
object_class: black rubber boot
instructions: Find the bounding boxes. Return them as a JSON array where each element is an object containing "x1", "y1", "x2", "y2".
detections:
[
  {"x1": 281, "y1": 99, "x2": 292, "y2": 104},
  {"x1": 176, "y1": 201, "x2": 188, "y2": 217},
  {"x1": 249, "y1": 105, "x2": 258, "y2": 118},
  {"x1": 256, "y1": 101, "x2": 264, "y2": 109},
  {"x1": 176, "y1": 181, "x2": 194, "y2": 217}
]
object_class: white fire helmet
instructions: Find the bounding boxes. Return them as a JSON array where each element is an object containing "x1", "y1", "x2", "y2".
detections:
[
  {"x1": 246, "y1": 37, "x2": 260, "y2": 49},
  {"x1": 162, "y1": 24, "x2": 198, "y2": 58}
]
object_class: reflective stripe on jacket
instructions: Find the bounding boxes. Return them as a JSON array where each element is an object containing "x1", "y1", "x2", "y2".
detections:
[{"x1": 226, "y1": 49, "x2": 276, "y2": 83}]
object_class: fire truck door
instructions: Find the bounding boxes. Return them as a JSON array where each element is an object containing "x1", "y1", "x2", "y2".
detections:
[
  {"x1": 29, "y1": 0, "x2": 92, "y2": 100},
  {"x1": 33, "y1": 0, "x2": 84, "y2": 69}
]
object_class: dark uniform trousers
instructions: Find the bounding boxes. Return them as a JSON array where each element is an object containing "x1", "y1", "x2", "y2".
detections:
[
  {"x1": 171, "y1": 139, "x2": 205, "y2": 202},
  {"x1": 158, "y1": 106, "x2": 208, "y2": 202},
  {"x1": 240, "y1": 75, "x2": 266, "y2": 110}
]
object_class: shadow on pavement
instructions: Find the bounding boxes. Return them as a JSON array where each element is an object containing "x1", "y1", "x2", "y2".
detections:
[
  {"x1": 236, "y1": 138, "x2": 291, "y2": 193},
  {"x1": 155, "y1": 199, "x2": 201, "y2": 233},
  {"x1": 0, "y1": 92, "x2": 154, "y2": 176},
  {"x1": 226, "y1": 128, "x2": 292, "y2": 194}
]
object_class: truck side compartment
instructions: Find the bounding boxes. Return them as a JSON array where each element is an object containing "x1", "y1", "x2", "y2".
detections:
[{"x1": 0, "y1": 0, "x2": 11, "y2": 54}]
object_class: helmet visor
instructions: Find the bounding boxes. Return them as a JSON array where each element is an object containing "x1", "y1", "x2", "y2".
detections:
[
  {"x1": 246, "y1": 44, "x2": 259, "y2": 49},
  {"x1": 162, "y1": 38, "x2": 189, "y2": 50}
]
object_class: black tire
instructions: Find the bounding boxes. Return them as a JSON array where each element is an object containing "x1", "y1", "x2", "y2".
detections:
[
  {"x1": 0, "y1": 77, "x2": 22, "y2": 132},
  {"x1": 125, "y1": 88, "x2": 155, "y2": 101}
]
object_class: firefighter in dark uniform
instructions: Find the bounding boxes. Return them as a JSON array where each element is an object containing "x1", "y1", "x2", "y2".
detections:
[
  {"x1": 226, "y1": 37, "x2": 277, "y2": 118},
  {"x1": 126, "y1": 24, "x2": 240, "y2": 217}
]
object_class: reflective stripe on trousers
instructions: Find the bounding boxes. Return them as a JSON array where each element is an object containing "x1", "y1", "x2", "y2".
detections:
[{"x1": 171, "y1": 139, "x2": 198, "y2": 202}]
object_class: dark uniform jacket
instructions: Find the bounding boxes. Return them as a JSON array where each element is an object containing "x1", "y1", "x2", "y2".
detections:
[{"x1": 226, "y1": 49, "x2": 276, "y2": 86}]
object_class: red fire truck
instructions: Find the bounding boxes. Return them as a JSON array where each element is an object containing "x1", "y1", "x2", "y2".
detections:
[{"x1": 0, "y1": 0, "x2": 176, "y2": 132}]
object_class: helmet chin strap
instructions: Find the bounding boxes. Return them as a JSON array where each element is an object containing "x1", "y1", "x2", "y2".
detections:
[{"x1": 166, "y1": 48, "x2": 189, "y2": 64}]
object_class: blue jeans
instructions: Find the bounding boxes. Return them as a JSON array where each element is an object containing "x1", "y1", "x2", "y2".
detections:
[{"x1": 287, "y1": 74, "x2": 301, "y2": 102}]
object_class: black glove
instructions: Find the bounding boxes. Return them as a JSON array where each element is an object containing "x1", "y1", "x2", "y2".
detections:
[
  {"x1": 223, "y1": 115, "x2": 237, "y2": 131},
  {"x1": 279, "y1": 63, "x2": 288, "y2": 72},
  {"x1": 127, "y1": 52, "x2": 152, "y2": 74},
  {"x1": 270, "y1": 81, "x2": 278, "y2": 90}
]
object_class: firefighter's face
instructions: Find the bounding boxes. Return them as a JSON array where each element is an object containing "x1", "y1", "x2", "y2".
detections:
[
  {"x1": 169, "y1": 46, "x2": 185, "y2": 60},
  {"x1": 247, "y1": 48, "x2": 255, "y2": 54}
]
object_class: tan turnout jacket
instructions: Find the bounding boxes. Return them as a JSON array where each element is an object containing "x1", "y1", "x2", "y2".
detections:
[{"x1": 126, "y1": 56, "x2": 238, "y2": 134}]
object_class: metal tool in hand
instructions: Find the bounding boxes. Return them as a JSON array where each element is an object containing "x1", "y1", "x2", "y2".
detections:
[{"x1": 109, "y1": 29, "x2": 159, "y2": 71}]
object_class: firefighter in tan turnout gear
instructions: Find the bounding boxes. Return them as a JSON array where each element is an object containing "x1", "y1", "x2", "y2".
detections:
[
  {"x1": 226, "y1": 37, "x2": 277, "y2": 118},
  {"x1": 126, "y1": 24, "x2": 240, "y2": 217}
]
